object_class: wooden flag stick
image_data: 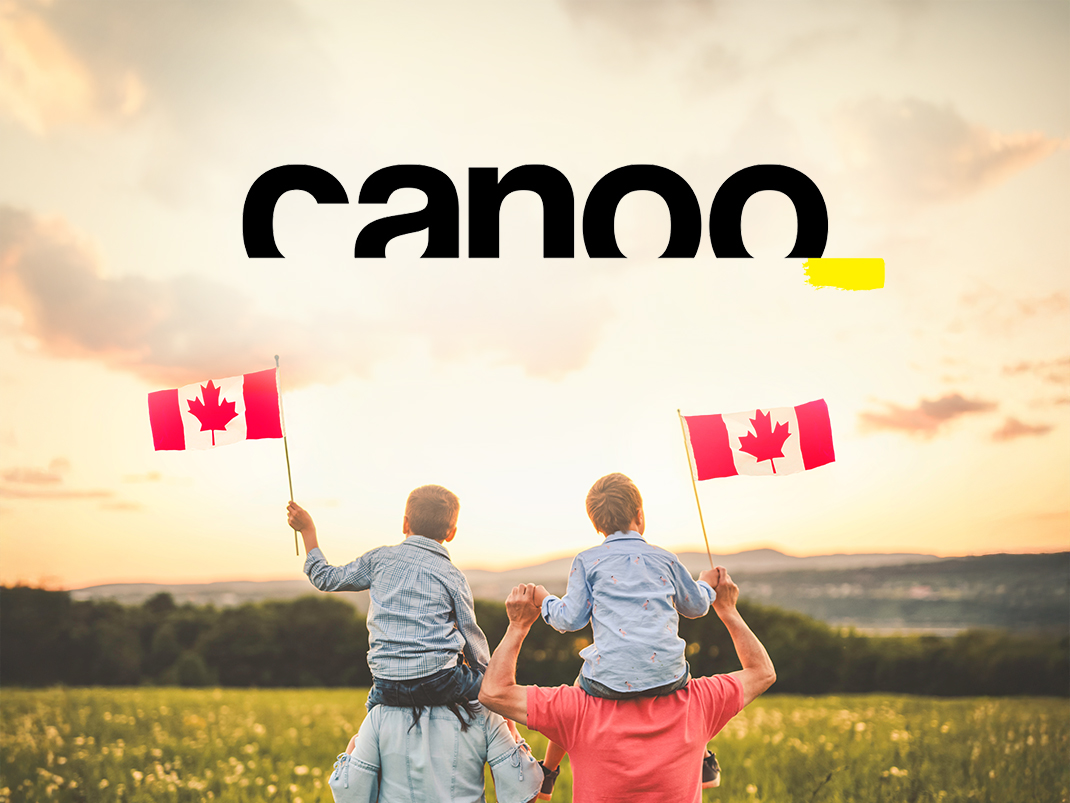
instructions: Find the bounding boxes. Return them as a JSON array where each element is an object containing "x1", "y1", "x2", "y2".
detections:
[
  {"x1": 275, "y1": 355, "x2": 298, "y2": 556},
  {"x1": 677, "y1": 409, "x2": 714, "y2": 571}
]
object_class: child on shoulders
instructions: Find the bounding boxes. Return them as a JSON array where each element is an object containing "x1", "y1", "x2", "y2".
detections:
[
  {"x1": 287, "y1": 484, "x2": 488, "y2": 715},
  {"x1": 531, "y1": 473, "x2": 723, "y2": 799}
]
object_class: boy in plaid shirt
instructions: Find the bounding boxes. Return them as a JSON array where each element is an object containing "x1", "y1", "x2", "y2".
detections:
[{"x1": 287, "y1": 484, "x2": 489, "y2": 713}]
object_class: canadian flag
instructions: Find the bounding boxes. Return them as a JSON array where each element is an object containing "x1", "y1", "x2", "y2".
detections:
[
  {"x1": 148, "y1": 368, "x2": 284, "y2": 451},
  {"x1": 682, "y1": 399, "x2": 835, "y2": 479}
]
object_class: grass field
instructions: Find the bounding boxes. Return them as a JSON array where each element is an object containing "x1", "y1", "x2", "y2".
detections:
[{"x1": 1, "y1": 688, "x2": 1067, "y2": 803}]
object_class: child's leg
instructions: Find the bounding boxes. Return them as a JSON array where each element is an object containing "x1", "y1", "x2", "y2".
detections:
[
  {"x1": 537, "y1": 742, "x2": 565, "y2": 801},
  {"x1": 541, "y1": 671, "x2": 583, "y2": 769},
  {"x1": 535, "y1": 675, "x2": 587, "y2": 800},
  {"x1": 702, "y1": 747, "x2": 721, "y2": 788},
  {"x1": 542, "y1": 740, "x2": 567, "y2": 771}
]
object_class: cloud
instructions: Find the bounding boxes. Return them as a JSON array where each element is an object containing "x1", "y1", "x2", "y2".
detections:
[
  {"x1": 100, "y1": 500, "x2": 142, "y2": 511},
  {"x1": 0, "y1": 2, "x2": 106, "y2": 132},
  {"x1": 122, "y1": 471, "x2": 162, "y2": 484},
  {"x1": 560, "y1": 0, "x2": 722, "y2": 45},
  {"x1": 0, "y1": 0, "x2": 318, "y2": 132},
  {"x1": 0, "y1": 205, "x2": 368, "y2": 387},
  {"x1": 0, "y1": 0, "x2": 333, "y2": 200},
  {"x1": 991, "y1": 417, "x2": 1053, "y2": 442},
  {"x1": 859, "y1": 392, "x2": 997, "y2": 436},
  {"x1": 1002, "y1": 357, "x2": 1070, "y2": 386},
  {"x1": 0, "y1": 205, "x2": 609, "y2": 384},
  {"x1": 0, "y1": 456, "x2": 116, "y2": 500},
  {"x1": 951, "y1": 288, "x2": 1069, "y2": 337},
  {"x1": 0, "y1": 486, "x2": 112, "y2": 500},
  {"x1": 1, "y1": 457, "x2": 70, "y2": 484},
  {"x1": 836, "y1": 98, "x2": 1067, "y2": 204}
]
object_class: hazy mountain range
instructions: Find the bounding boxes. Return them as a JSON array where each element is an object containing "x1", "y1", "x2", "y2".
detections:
[
  {"x1": 66, "y1": 549, "x2": 1070, "y2": 634},
  {"x1": 69, "y1": 548, "x2": 938, "y2": 610}
]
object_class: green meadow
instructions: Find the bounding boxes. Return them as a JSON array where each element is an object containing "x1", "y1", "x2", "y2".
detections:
[{"x1": 1, "y1": 688, "x2": 1067, "y2": 803}]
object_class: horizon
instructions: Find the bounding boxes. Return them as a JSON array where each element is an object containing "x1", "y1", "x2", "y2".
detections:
[{"x1": 17, "y1": 544, "x2": 1066, "y2": 593}]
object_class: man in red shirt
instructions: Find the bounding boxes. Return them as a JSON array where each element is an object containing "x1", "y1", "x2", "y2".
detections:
[{"x1": 479, "y1": 568, "x2": 776, "y2": 803}]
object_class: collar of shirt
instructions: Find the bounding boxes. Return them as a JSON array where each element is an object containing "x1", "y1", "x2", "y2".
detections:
[
  {"x1": 603, "y1": 530, "x2": 646, "y2": 544},
  {"x1": 402, "y1": 534, "x2": 453, "y2": 560}
]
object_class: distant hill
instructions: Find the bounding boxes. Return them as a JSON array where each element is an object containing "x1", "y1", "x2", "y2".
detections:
[
  {"x1": 67, "y1": 550, "x2": 1067, "y2": 634},
  {"x1": 461, "y1": 548, "x2": 943, "y2": 602},
  {"x1": 67, "y1": 548, "x2": 950, "y2": 624},
  {"x1": 70, "y1": 580, "x2": 372, "y2": 614},
  {"x1": 736, "y1": 552, "x2": 1070, "y2": 634}
]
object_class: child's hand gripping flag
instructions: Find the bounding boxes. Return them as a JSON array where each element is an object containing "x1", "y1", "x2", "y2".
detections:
[
  {"x1": 681, "y1": 399, "x2": 834, "y2": 478},
  {"x1": 148, "y1": 368, "x2": 283, "y2": 451}
]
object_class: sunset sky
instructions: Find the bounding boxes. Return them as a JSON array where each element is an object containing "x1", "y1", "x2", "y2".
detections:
[{"x1": 1, "y1": 1, "x2": 1067, "y2": 589}]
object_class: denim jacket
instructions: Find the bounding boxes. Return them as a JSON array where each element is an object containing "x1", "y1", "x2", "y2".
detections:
[{"x1": 329, "y1": 703, "x2": 541, "y2": 803}]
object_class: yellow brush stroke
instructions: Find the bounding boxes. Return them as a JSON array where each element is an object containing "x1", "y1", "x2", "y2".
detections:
[{"x1": 802, "y1": 258, "x2": 885, "y2": 290}]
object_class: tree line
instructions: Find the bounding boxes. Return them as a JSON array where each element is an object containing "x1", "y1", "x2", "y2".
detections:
[{"x1": 1, "y1": 585, "x2": 1066, "y2": 696}]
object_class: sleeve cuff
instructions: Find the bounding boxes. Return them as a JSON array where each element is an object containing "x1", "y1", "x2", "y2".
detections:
[
  {"x1": 303, "y1": 547, "x2": 325, "y2": 573},
  {"x1": 698, "y1": 580, "x2": 716, "y2": 605},
  {"x1": 540, "y1": 596, "x2": 560, "y2": 621}
]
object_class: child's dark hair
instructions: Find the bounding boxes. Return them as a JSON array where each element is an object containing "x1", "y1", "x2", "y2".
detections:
[
  {"x1": 407, "y1": 699, "x2": 481, "y2": 733},
  {"x1": 405, "y1": 485, "x2": 460, "y2": 541}
]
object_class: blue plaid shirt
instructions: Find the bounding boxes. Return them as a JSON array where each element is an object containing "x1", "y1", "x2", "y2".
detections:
[
  {"x1": 541, "y1": 530, "x2": 715, "y2": 693},
  {"x1": 305, "y1": 536, "x2": 490, "y2": 681}
]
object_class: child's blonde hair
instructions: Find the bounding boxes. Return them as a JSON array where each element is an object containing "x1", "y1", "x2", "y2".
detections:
[
  {"x1": 585, "y1": 473, "x2": 642, "y2": 536},
  {"x1": 405, "y1": 485, "x2": 460, "y2": 541}
]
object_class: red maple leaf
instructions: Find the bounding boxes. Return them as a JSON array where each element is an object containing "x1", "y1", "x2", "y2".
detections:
[
  {"x1": 737, "y1": 409, "x2": 792, "y2": 474},
  {"x1": 187, "y1": 380, "x2": 238, "y2": 446}
]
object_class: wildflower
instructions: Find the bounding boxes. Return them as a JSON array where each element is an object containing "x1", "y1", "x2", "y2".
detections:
[
  {"x1": 746, "y1": 784, "x2": 758, "y2": 795},
  {"x1": 267, "y1": 784, "x2": 277, "y2": 795},
  {"x1": 855, "y1": 722, "x2": 866, "y2": 732},
  {"x1": 99, "y1": 779, "x2": 110, "y2": 789},
  {"x1": 294, "y1": 766, "x2": 310, "y2": 775}
]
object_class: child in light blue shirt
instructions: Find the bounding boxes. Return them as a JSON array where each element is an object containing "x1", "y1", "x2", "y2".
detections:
[{"x1": 532, "y1": 473, "x2": 722, "y2": 798}]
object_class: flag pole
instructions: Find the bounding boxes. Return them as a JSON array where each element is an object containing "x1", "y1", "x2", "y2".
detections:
[
  {"x1": 677, "y1": 409, "x2": 714, "y2": 571},
  {"x1": 275, "y1": 355, "x2": 298, "y2": 556}
]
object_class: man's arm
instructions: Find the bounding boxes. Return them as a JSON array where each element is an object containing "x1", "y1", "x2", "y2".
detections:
[
  {"x1": 485, "y1": 712, "x2": 543, "y2": 803},
  {"x1": 478, "y1": 583, "x2": 541, "y2": 726},
  {"x1": 704, "y1": 567, "x2": 776, "y2": 707},
  {"x1": 328, "y1": 711, "x2": 380, "y2": 803}
]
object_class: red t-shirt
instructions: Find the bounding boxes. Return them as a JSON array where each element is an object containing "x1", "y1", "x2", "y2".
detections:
[{"x1": 527, "y1": 674, "x2": 744, "y2": 803}]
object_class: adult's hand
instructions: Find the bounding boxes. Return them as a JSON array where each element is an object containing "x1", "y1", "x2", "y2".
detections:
[
  {"x1": 505, "y1": 584, "x2": 542, "y2": 629},
  {"x1": 711, "y1": 568, "x2": 740, "y2": 615},
  {"x1": 698, "y1": 566, "x2": 725, "y2": 590}
]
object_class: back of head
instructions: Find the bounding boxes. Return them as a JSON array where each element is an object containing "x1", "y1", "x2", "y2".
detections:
[
  {"x1": 586, "y1": 473, "x2": 642, "y2": 536},
  {"x1": 405, "y1": 485, "x2": 460, "y2": 541}
]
